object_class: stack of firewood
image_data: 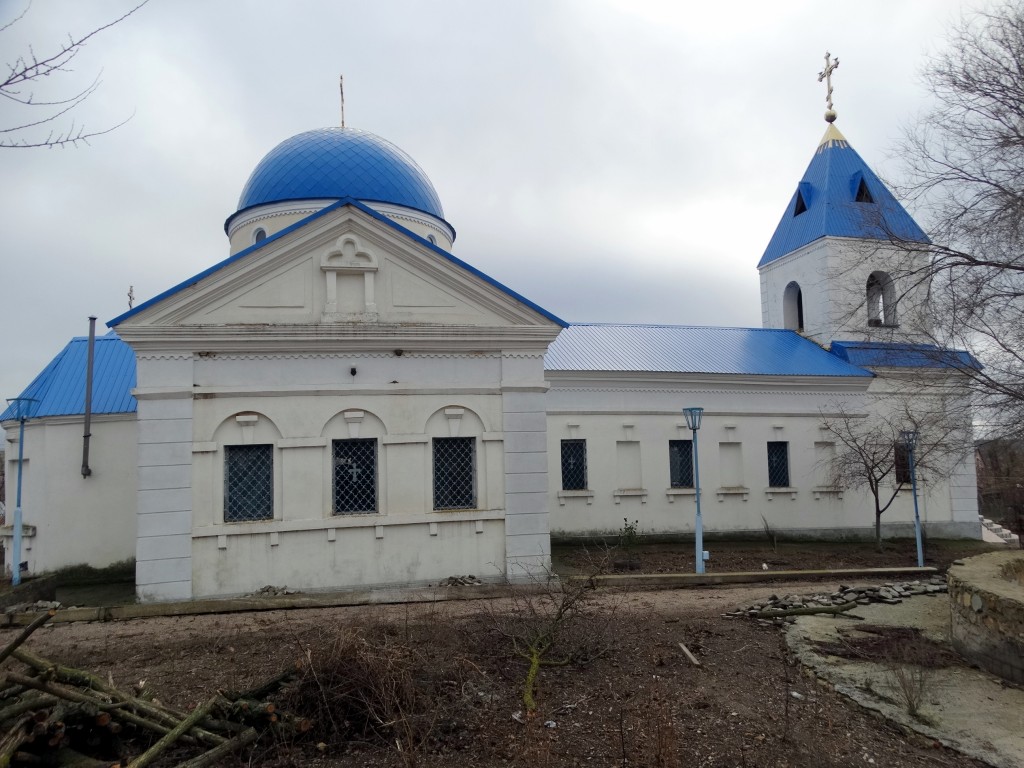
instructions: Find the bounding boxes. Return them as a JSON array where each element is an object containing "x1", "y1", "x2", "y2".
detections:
[{"x1": 0, "y1": 610, "x2": 309, "y2": 767}]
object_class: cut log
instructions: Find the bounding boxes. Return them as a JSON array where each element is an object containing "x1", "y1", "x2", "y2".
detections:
[
  {"x1": 0, "y1": 610, "x2": 56, "y2": 668},
  {"x1": 0, "y1": 713, "x2": 34, "y2": 767},
  {"x1": 126, "y1": 695, "x2": 219, "y2": 768},
  {"x1": 174, "y1": 727, "x2": 258, "y2": 768}
]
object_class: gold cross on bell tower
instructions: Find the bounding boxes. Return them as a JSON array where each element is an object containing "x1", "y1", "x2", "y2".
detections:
[{"x1": 817, "y1": 52, "x2": 839, "y2": 123}]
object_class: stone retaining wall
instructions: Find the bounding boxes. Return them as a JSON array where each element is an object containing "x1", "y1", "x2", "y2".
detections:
[{"x1": 948, "y1": 551, "x2": 1024, "y2": 684}]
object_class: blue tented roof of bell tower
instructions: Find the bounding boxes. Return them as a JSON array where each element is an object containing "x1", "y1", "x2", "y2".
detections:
[{"x1": 758, "y1": 124, "x2": 928, "y2": 267}]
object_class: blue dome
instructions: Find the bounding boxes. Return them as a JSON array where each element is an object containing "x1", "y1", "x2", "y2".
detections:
[{"x1": 234, "y1": 127, "x2": 445, "y2": 220}]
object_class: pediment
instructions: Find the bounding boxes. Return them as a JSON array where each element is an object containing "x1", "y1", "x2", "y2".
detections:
[{"x1": 116, "y1": 204, "x2": 560, "y2": 332}]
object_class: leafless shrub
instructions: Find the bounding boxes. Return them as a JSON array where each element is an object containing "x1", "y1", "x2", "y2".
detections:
[
  {"x1": 484, "y1": 554, "x2": 615, "y2": 714},
  {"x1": 884, "y1": 641, "x2": 937, "y2": 719},
  {"x1": 279, "y1": 620, "x2": 478, "y2": 765},
  {"x1": 647, "y1": 686, "x2": 681, "y2": 768}
]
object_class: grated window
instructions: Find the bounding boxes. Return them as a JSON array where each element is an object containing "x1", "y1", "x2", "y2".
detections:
[
  {"x1": 560, "y1": 439, "x2": 588, "y2": 491},
  {"x1": 225, "y1": 444, "x2": 274, "y2": 522},
  {"x1": 669, "y1": 440, "x2": 694, "y2": 488},
  {"x1": 767, "y1": 441, "x2": 790, "y2": 488},
  {"x1": 895, "y1": 443, "x2": 912, "y2": 485},
  {"x1": 333, "y1": 439, "x2": 377, "y2": 514},
  {"x1": 433, "y1": 437, "x2": 475, "y2": 510}
]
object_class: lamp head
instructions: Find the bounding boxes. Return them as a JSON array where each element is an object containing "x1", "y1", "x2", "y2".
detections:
[
  {"x1": 682, "y1": 407, "x2": 704, "y2": 431},
  {"x1": 900, "y1": 430, "x2": 919, "y2": 449}
]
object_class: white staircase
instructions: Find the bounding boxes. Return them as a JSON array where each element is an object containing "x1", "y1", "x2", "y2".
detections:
[{"x1": 979, "y1": 514, "x2": 1021, "y2": 546}]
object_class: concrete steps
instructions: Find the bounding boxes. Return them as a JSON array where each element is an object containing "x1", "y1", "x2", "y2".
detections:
[{"x1": 979, "y1": 514, "x2": 1021, "y2": 546}]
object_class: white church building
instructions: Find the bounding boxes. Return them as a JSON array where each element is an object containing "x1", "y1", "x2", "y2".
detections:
[{"x1": 2, "y1": 112, "x2": 980, "y2": 601}]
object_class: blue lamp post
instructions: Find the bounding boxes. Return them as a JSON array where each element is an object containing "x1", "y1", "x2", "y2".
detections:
[
  {"x1": 683, "y1": 407, "x2": 705, "y2": 574},
  {"x1": 6, "y1": 398, "x2": 38, "y2": 586},
  {"x1": 900, "y1": 429, "x2": 924, "y2": 568}
]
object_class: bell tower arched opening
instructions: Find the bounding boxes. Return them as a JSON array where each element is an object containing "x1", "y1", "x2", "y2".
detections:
[
  {"x1": 783, "y1": 281, "x2": 804, "y2": 332},
  {"x1": 866, "y1": 271, "x2": 897, "y2": 327}
]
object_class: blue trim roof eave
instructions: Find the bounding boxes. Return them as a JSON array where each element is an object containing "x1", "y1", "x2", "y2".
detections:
[
  {"x1": 109, "y1": 198, "x2": 566, "y2": 329},
  {"x1": 830, "y1": 340, "x2": 981, "y2": 370}
]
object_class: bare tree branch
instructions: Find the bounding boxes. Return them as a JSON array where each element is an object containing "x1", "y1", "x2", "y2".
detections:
[{"x1": 0, "y1": 1, "x2": 148, "y2": 148}]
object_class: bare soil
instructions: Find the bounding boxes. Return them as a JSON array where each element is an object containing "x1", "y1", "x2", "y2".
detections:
[
  {"x1": 554, "y1": 537, "x2": 1004, "y2": 575},
  {"x1": 7, "y1": 573, "x2": 992, "y2": 767}
]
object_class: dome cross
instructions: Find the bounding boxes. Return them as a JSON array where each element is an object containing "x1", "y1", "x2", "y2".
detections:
[{"x1": 817, "y1": 52, "x2": 840, "y2": 123}]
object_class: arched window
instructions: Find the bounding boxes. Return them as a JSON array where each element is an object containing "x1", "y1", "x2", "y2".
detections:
[
  {"x1": 427, "y1": 234, "x2": 437, "y2": 245},
  {"x1": 253, "y1": 228, "x2": 267, "y2": 244},
  {"x1": 783, "y1": 281, "x2": 804, "y2": 331},
  {"x1": 866, "y1": 271, "x2": 897, "y2": 327}
]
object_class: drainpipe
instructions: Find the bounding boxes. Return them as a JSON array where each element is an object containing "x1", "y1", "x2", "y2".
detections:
[{"x1": 81, "y1": 316, "x2": 96, "y2": 478}]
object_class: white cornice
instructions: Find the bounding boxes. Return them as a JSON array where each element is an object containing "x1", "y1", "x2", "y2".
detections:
[
  {"x1": 117, "y1": 323, "x2": 561, "y2": 353},
  {"x1": 544, "y1": 371, "x2": 871, "y2": 394}
]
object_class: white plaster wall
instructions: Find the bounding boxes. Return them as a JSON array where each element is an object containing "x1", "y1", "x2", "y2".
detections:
[
  {"x1": 193, "y1": 519, "x2": 504, "y2": 597},
  {"x1": 759, "y1": 238, "x2": 932, "y2": 345},
  {"x1": 185, "y1": 349, "x2": 537, "y2": 597},
  {"x1": 546, "y1": 375, "x2": 976, "y2": 541},
  {"x1": 2, "y1": 416, "x2": 136, "y2": 574}
]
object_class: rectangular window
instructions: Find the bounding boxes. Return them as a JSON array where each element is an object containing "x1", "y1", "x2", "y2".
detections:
[
  {"x1": 333, "y1": 439, "x2": 377, "y2": 514},
  {"x1": 224, "y1": 444, "x2": 274, "y2": 522},
  {"x1": 433, "y1": 437, "x2": 475, "y2": 510},
  {"x1": 767, "y1": 441, "x2": 790, "y2": 488},
  {"x1": 895, "y1": 443, "x2": 912, "y2": 485},
  {"x1": 560, "y1": 439, "x2": 588, "y2": 490},
  {"x1": 669, "y1": 440, "x2": 694, "y2": 488}
]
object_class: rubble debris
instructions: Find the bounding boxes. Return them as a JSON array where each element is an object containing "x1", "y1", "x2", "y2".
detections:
[
  {"x1": 249, "y1": 585, "x2": 300, "y2": 597},
  {"x1": 722, "y1": 575, "x2": 949, "y2": 627},
  {"x1": 442, "y1": 575, "x2": 484, "y2": 587}
]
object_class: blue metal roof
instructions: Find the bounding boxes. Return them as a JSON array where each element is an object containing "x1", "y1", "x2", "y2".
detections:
[
  {"x1": 227, "y1": 128, "x2": 447, "y2": 232},
  {"x1": 1, "y1": 334, "x2": 137, "y2": 421},
  {"x1": 110, "y1": 198, "x2": 566, "y2": 328},
  {"x1": 759, "y1": 124, "x2": 929, "y2": 267},
  {"x1": 545, "y1": 324, "x2": 874, "y2": 377},
  {"x1": 830, "y1": 340, "x2": 980, "y2": 370}
]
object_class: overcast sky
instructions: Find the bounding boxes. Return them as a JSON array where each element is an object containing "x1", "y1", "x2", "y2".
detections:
[{"x1": 0, "y1": 0, "x2": 989, "y2": 401}]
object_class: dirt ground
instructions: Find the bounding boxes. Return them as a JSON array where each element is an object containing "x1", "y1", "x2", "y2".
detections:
[
  {"x1": 554, "y1": 537, "x2": 1004, "y2": 575},
  {"x1": 6, "y1": 574, "x2": 997, "y2": 768}
]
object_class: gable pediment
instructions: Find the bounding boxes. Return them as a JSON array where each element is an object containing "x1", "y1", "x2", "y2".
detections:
[{"x1": 116, "y1": 204, "x2": 559, "y2": 333}]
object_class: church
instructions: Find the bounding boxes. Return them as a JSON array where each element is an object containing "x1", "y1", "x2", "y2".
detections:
[{"x1": 1, "y1": 95, "x2": 981, "y2": 601}]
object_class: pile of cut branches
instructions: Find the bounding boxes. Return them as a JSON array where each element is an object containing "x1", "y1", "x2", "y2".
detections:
[{"x1": 0, "y1": 611, "x2": 308, "y2": 767}]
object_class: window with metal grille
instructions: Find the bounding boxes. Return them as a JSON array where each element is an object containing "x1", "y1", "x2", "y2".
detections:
[
  {"x1": 767, "y1": 441, "x2": 790, "y2": 488},
  {"x1": 560, "y1": 439, "x2": 588, "y2": 490},
  {"x1": 224, "y1": 444, "x2": 274, "y2": 522},
  {"x1": 669, "y1": 440, "x2": 694, "y2": 488},
  {"x1": 433, "y1": 437, "x2": 475, "y2": 510},
  {"x1": 895, "y1": 443, "x2": 912, "y2": 485},
  {"x1": 333, "y1": 439, "x2": 377, "y2": 514}
]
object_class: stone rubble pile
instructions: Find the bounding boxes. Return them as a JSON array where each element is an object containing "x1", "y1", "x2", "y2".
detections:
[
  {"x1": 4, "y1": 599, "x2": 65, "y2": 614},
  {"x1": 723, "y1": 575, "x2": 949, "y2": 627},
  {"x1": 251, "y1": 584, "x2": 301, "y2": 597},
  {"x1": 443, "y1": 574, "x2": 484, "y2": 586}
]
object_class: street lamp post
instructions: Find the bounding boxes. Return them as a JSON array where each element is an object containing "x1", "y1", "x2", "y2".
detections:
[
  {"x1": 683, "y1": 407, "x2": 705, "y2": 574},
  {"x1": 5, "y1": 398, "x2": 38, "y2": 586},
  {"x1": 900, "y1": 430, "x2": 924, "y2": 568}
]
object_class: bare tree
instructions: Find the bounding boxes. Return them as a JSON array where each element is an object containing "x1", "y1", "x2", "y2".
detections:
[
  {"x1": 1, "y1": 1, "x2": 148, "y2": 149},
  {"x1": 885, "y1": 3, "x2": 1024, "y2": 438},
  {"x1": 820, "y1": 395, "x2": 967, "y2": 549}
]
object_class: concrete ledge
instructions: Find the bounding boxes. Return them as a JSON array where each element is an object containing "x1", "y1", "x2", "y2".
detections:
[
  {"x1": 0, "y1": 583, "x2": 542, "y2": 627},
  {"x1": 568, "y1": 566, "x2": 939, "y2": 589}
]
